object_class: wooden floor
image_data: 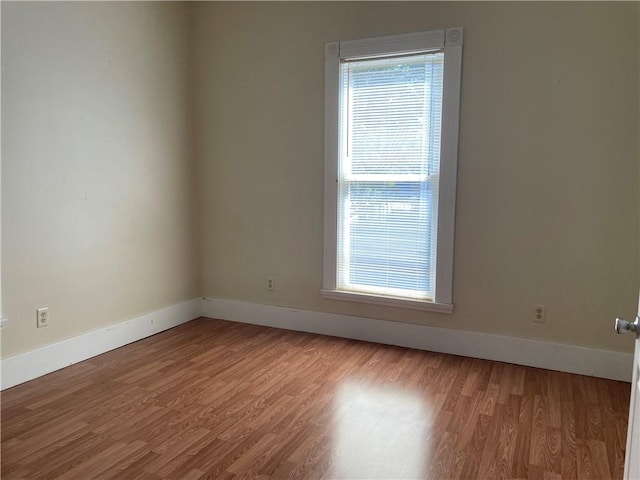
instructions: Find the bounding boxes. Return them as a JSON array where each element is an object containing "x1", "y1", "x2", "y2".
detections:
[{"x1": 1, "y1": 318, "x2": 631, "y2": 480}]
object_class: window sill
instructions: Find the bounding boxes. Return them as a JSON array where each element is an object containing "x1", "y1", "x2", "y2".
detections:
[{"x1": 321, "y1": 289, "x2": 454, "y2": 314}]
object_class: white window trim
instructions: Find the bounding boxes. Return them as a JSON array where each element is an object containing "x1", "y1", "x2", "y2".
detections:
[{"x1": 323, "y1": 27, "x2": 463, "y2": 313}]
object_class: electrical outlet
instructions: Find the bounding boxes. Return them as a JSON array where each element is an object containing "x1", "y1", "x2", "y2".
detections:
[
  {"x1": 36, "y1": 307, "x2": 49, "y2": 328},
  {"x1": 533, "y1": 304, "x2": 546, "y2": 323},
  {"x1": 266, "y1": 276, "x2": 274, "y2": 291}
]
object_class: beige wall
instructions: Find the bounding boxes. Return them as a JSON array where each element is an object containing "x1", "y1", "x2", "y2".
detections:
[
  {"x1": 194, "y1": 2, "x2": 639, "y2": 352},
  {"x1": 1, "y1": 2, "x2": 198, "y2": 358},
  {"x1": 2, "y1": 2, "x2": 638, "y2": 361}
]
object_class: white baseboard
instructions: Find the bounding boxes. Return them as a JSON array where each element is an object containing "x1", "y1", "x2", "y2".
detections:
[
  {"x1": 202, "y1": 297, "x2": 633, "y2": 382},
  {"x1": 1, "y1": 298, "x2": 202, "y2": 390},
  {"x1": 3, "y1": 296, "x2": 631, "y2": 390}
]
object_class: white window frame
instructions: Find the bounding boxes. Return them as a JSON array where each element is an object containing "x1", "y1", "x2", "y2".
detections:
[{"x1": 322, "y1": 28, "x2": 463, "y2": 314}]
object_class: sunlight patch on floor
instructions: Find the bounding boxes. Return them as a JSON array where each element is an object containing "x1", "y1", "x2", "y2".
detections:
[{"x1": 328, "y1": 380, "x2": 433, "y2": 479}]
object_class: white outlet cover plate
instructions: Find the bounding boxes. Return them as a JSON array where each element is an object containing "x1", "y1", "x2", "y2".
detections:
[{"x1": 37, "y1": 308, "x2": 49, "y2": 328}]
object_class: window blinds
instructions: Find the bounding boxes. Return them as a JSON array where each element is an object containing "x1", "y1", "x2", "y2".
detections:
[{"x1": 337, "y1": 52, "x2": 444, "y2": 300}]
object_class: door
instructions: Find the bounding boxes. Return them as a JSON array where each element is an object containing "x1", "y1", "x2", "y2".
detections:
[{"x1": 616, "y1": 312, "x2": 640, "y2": 478}]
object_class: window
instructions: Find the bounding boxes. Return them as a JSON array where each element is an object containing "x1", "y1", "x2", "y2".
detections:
[{"x1": 323, "y1": 28, "x2": 463, "y2": 313}]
